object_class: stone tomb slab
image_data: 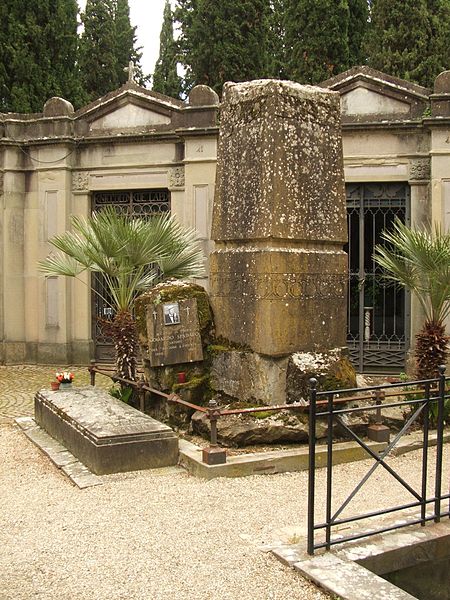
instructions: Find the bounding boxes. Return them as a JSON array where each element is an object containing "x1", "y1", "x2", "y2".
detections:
[
  {"x1": 146, "y1": 297, "x2": 204, "y2": 367},
  {"x1": 35, "y1": 387, "x2": 179, "y2": 475}
]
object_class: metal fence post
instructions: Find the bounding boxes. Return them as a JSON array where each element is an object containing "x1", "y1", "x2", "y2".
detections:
[
  {"x1": 434, "y1": 365, "x2": 446, "y2": 522},
  {"x1": 421, "y1": 381, "x2": 430, "y2": 526},
  {"x1": 307, "y1": 378, "x2": 317, "y2": 556},
  {"x1": 89, "y1": 359, "x2": 96, "y2": 386},
  {"x1": 202, "y1": 398, "x2": 226, "y2": 465},
  {"x1": 137, "y1": 377, "x2": 145, "y2": 413}
]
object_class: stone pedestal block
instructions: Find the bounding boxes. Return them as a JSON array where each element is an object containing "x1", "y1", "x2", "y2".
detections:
[
  {"x1": 210, "y1": 246, "x2": 347, "y2": 356},
  {"x1": 210, "y1": 79, "x2": 347, "y2": 356},
  {"x1": 35, "y1": 387, "x2": 179, "y2": 475}
]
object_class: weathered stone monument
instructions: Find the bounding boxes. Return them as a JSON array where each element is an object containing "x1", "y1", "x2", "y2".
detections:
[
  {"x1": 210, "y1": 80, "x2": 354, "y2": 404},
  {"x1": 136, "y1": 281, "x2": 214, "y2": 421}
]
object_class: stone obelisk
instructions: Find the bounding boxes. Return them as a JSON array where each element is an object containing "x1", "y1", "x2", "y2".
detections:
[{"x1": 210, "y1": 80, "x2": 348, "y2": 358}]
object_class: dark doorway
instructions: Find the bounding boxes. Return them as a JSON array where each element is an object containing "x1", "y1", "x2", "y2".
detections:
[{"x1": 346, "y1": 183, "x2": 410, "y2": 372}]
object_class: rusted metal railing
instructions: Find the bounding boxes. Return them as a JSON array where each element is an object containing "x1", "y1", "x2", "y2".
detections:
[{"x1": 88, "y1": 360, "x2": 448, "y2": 468}]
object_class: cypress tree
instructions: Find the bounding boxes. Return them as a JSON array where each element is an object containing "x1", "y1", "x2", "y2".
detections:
[
  {"x1": 152, "y1": 0, "x2": 182, "y2": 98},
  {"x1": 174, "y1": 0, "x2": 198, "y2": 94},
  {"x1": 114, "y1": 0, "x2": 145, "y2": 86},
  {"x1": 79, "y1": 0, "x2": 119, "y2": 101},
  {"x1": 0, "y1": 1, "x2": 11, "y2": 111},
  {"x1": 415, "y1": 0, "x2": 450, "y2": 88},
  {"x1": 267, "y1": 0, "x2": 288, "y2": 79},
  {"x1": 1, "y1": 0, "x2": 83, "y2": 113},
  {"x1": 348, "y1": 0, "x2": 368, "y2": 66},
  {"x1": 364, "y1": 0, "x2": 430, "y2": 84},
  {"x1": 178, "y1": 0, "x2": 270, "y2": 95},
  {"x1": 284, "y1": 0, "x2": 350, "y2": 84}
]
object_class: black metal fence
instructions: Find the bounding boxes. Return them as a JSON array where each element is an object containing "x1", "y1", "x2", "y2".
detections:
[{"x1": 307, "y1": 366, "x2": 450, "y2": 555}]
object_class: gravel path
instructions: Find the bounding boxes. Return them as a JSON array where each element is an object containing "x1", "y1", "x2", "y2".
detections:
[{"x1": 1, "y1": 421, "x2": 448, "y2": 600}]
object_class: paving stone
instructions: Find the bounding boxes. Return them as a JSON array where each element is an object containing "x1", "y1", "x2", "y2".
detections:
[
  {"x1": 294, "y1": 553, "x2": 417, "y2": 599},
  {"x1": 14, "y1": 416, "x2": 37, "y2": 430},
  {"x1": 15, "y1": 414, "x2": 103, "y2": 489},
  {"x1": 62, "y1": 462, "x2": 103, "y2": 489}
]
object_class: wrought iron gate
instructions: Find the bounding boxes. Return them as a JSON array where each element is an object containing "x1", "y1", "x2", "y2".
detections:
[
  {"x1": 346, "y1": 183, "x2": 410, "y2": 372},
  {"x1": 92, "y1": 189, "x2": 170, "y2": 362}
]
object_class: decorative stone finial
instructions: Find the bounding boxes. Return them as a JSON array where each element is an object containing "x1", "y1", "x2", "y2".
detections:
[
  {"x1": 434, "y1": 71, "x2": 450, "y2": 94},
  {"x1": 124, "y1": 60, "x2": 136, "y2": 83},
  {"x1": 43, "y1": 97, "x2": 74, "y2": 117},
  {"x1": 188, "y1": 85, "x2": 219, "y2": 106}
]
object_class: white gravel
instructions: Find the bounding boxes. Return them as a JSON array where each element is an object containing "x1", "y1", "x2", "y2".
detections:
[{"x1": 1, "y1": 423, "x2": 448, "y2": 600}]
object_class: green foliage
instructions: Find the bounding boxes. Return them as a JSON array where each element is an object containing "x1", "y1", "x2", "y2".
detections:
[
  {"x1": 267, "y1": 0, "x2": 288, "y2": 79},
  {"x1": 79, "y1": 0, "x2": 119, "y2": 101},
  {"x1": 38, "y1": 206, "x2": 205, "y2": 313},
  {"x1": 284, "y1": 0, "x2": 350, "y2": 84},
  {"x1": 374, "y1": 220, "x2": 450, "y2": 378},
  {"x1": 374, "y1": 220, "x2": 450, "y2": 326},
  {"x1": 0, "y1": 0, "x2": 84, "y2": 112},
  {"x1": 348, "y1": 0, "x2": 368, "y2": 66},
  {"x1": 109, "y1": 384, "x2": 133, "y2": 404},
  {"x1": 38, "y1": 206, "x2": 205, "y2": 379},
  {"x1": 364, "y1": 0, "x2": 441, "y2": 87},
  {"x1": 152, "y1": 0, "x2": 182, "y2": 98},
  {"x1": 414, "y1": 0, "x2": 450, "y2": 88},
  {"x1": 173, "y1": 0, "x2": 198, "y2": 94},
  {"x1": 176, "y1": 0, "x2": 270, "y2": 95},
  {"x1": 114, "y1": 0, "x2": 146, "y2": 86}
]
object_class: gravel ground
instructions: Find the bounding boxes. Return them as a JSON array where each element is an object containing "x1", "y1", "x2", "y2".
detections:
[{"x1": 1, "y1": 422, "x2": 448, "y2": 600}]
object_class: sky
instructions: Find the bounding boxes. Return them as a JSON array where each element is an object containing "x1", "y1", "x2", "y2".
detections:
[{"x1": 77, "y1": 0, "x2": 173, "y2": 79}]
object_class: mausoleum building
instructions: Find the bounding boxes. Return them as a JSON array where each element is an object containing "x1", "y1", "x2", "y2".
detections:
[{"x1": 1, "y1": 67, "x2": 449, "y2": 372}]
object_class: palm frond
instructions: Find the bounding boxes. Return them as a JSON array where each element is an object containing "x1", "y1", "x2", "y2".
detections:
[
  {"x1": 374, "y1": 219, "x2": 450, "y2": 325},
  {"x1": 40, "y1": 207, "x2": 206, "y2": 313},
  {"x1": 38, "y1": 253, "x2": 84, "y2": 277}
]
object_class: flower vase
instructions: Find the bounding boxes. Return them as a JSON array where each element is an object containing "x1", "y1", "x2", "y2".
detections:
[
  {"x1": 60, "y1": 382, "x2": 72, "y2": 390},
  {"x1": 51, "y1": 381, "x2": 60, "y2": 391}
]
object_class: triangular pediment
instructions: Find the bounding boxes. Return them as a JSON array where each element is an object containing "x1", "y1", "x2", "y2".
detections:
[
  {"x1": 320, "y1": 66, "x2": 431, "y2": 121},
  {"x1": 89, "y1": 103, "x2": 171, "y2": 129},
  {"x1": 75, "y1": 82, "x2": 185, "y2": 133}
]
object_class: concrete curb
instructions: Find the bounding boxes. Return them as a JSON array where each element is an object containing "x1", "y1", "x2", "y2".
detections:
[
  {"x1": 179, "y1": 430, "x2": 449, "y2": 479},
  {"x1": 271, "y1": 520, "x2": 450, "y2": 600}
]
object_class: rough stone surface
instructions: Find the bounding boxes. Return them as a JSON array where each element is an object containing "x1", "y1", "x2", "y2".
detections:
[
  {"x1": 191, "y1": 410, "x2": 328, "y2": 447},
  {"x1": 35, "y1": 387, "x2": 179, "y2": 474},
  {"x1": 210, "y1": 79, "x2": 347, "y2": 356},
  {"x1": 285, "y1": 348, "x2": 357, "y2": 403},
  {"x1": 137, "y1": 281, "x2": 213, "y2": 397},
  {"x1": 210, "y1": 350, "x2": 289, "y2": 405},
  {"x1": 295, "y1": 553, "x2": 416, "y2": 600}
]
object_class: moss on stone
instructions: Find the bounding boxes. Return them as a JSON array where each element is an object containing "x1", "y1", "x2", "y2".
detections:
[
  {"x1": 135, "y1": 281, "x2": 213, "y2": 342},
  {"x1": 253, "y1": 410, "x2": 275, "y2": 419},
  {"x1": 321, "y1": 356, "x2": 356, "y2": 392}
]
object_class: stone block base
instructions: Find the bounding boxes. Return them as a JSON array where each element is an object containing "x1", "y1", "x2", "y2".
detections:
[
  {"x1": 202, "y1": 446, "x2": 227, "y2": 465},
  {"x1": 210, "y1": 247, "x2": 347, "y2": 356},
  {"x1": 35, "y1": 387, "x2": 179, "y2": 475},
  {"x1": 211, "y1": 347, "x2": 356, "y2": 406}
]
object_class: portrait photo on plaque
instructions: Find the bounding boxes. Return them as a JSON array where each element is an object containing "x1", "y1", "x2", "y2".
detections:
[{"x1": 163, "y1": 302, "x2": 181, "y2": 325}]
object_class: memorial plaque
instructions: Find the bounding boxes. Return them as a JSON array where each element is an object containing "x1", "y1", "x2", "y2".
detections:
[{"x1": 146, "y1": 297, "x2": 204, "y2": 367}]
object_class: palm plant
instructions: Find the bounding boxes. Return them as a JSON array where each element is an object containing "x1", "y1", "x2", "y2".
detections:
[
  {"x1": 39, "y1": 207, "x2": 205, "y2": 380},
  {"x1": 373, "y1": 219, "x2": 450, "y2": 379}
]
